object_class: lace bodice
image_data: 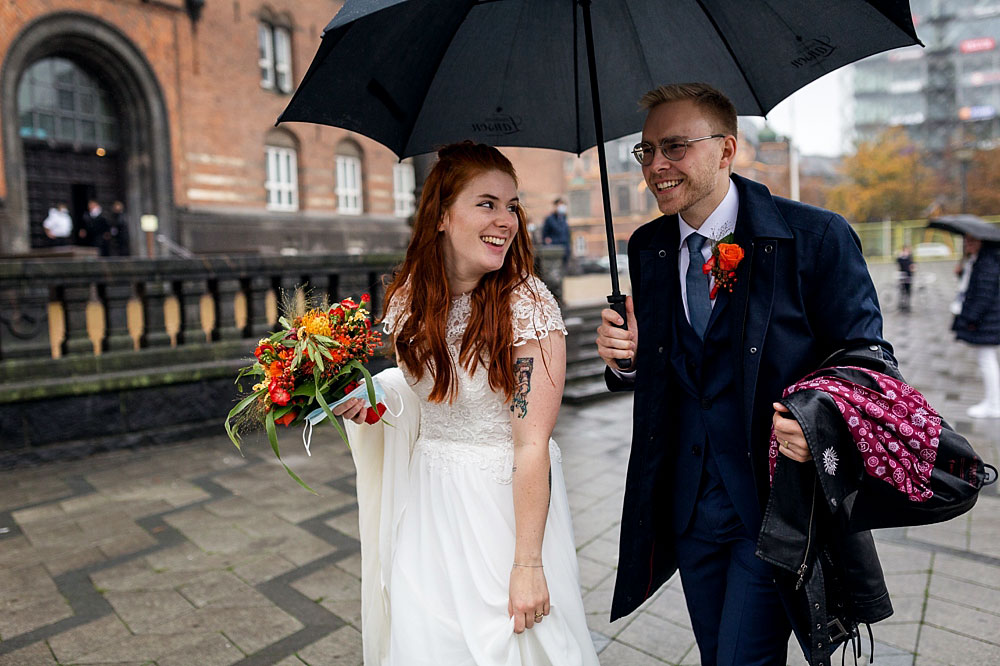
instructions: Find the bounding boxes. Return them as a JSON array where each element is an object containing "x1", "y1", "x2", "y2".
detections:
[{"x1": 383, "y1": 276, "x2": 567, "y2": 483}]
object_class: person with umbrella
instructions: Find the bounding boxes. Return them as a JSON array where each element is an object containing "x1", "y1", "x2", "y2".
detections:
[
  {"x1": 595, "y1": 83, "x2": 895, "y2": 664},
  {"x1": 334, "y1": 142, "x2": 599, "y2": 664},
  {"x1": 952, "y1": 233, "x2": 1000, "y2": 419}
]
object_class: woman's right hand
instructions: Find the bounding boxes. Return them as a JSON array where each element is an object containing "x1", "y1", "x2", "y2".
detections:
[{"x1": 332, "y1": 398, "x2": 368, "y2": 425}]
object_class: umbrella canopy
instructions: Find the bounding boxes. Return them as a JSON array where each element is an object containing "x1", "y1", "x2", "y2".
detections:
[
  {"x1": 927, "y1": 215, "x2": 1000, "y2": 243},
  {"x1": 279, "y1": 0, "x2": 919, "y2": 157},
  {"x1": 278, "y1": 0, "x2": 921, "y2": 370}
]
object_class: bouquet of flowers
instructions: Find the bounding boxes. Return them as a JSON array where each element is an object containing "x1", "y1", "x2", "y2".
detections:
[{"x1": 225, "y1": 291, "x2": 385, "y2": 491}]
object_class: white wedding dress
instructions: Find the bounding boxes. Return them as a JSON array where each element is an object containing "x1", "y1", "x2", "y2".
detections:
[{"x1": 372, "y1": 276, "x2": 599, "y2": 666}]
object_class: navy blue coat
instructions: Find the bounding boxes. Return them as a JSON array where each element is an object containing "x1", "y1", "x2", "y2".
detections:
[
  {"x1": 605, "y1": 174, "x2": 892, "y2": 620},
  {"x1": 953, "y1": 245, "x2": 1000, "y2": 346}
]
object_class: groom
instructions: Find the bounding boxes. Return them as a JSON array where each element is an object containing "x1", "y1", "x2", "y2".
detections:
[{"x1": 595, "y1": 83, "x2": 892, "y2": 664}]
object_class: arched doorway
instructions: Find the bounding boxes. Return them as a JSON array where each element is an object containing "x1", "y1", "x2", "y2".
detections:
[
  {"x1": 17, "y1": 57, "x2": 124, "y2": 249},
  {"x1": 1, "y1": 13, "x2": 173, "y2": 256}
]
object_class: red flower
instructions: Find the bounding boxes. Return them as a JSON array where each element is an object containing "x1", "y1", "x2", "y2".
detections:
[
  {"x1": 361, "y1": 293, "x2": 371, "y2": 303},
  {"x1": 275, "y1": 410, "x2": 297, "y2": 426},
  {"x1": 268, "y1": 379, "x2": 291, "y2": 406},
  {"x1": 340, "y1": 297, "x2": 358, "y2": 309},
  {"x1": 364, "y1": 402, "x2": 387, "y2": 424},
  {"x1": 343, "y1": 380, "x2": 360, "y2": 394}
]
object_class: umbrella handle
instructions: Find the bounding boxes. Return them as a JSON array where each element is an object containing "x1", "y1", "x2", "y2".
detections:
[{"x1": 608, "y1": 294, "x2": 632, "y2": 371}]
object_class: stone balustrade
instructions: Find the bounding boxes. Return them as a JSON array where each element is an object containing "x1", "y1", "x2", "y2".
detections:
[{"x1": 0, "y1": 248, "x2": 566, "y2": 465}]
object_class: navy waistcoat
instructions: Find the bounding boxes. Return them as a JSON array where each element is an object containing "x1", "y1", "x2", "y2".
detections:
[{"x1": 669, "y1": 281, "x2": 762, "y2": 537}]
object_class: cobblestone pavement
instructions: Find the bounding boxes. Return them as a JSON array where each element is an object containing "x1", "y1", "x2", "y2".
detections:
[{"x1": 1, "y1": 261, "x2": 998, "y2": 666}]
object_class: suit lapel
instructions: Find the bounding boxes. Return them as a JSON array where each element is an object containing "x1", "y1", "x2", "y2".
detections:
[{"x1": 727, "y1": 175, "x2": 793, "y2": 448}]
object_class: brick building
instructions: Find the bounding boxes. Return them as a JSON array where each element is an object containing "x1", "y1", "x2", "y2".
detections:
[{"x1": 0, "y1": 0, "x2": 566, "y2": 257}]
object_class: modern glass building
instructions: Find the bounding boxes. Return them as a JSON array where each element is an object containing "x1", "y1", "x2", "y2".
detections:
[{"x1": 853, "y1": 0, "x2": 1000, "y2": 152}]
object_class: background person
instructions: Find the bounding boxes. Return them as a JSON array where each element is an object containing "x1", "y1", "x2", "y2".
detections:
[
  {"x1": 42, "y1": 203, "x2": 73, "y2": 246},
  {"x1": 952, "y1": 234, "x2": 1000, "y2": 419},
  {"x1": 542, "y1": 197, "x2": 570, "y2": 267}
]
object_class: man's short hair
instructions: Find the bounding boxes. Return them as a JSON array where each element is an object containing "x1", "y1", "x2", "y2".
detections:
[
  {"x1": 638, "y1": 83, "x2": 738, "y2": 137},
  {"x1": 554, "y1": 197, "x2": 564, "y2": 205}
]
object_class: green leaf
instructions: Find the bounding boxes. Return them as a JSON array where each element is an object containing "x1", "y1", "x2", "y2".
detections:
[
  {"x1": 265, "y1": 409, "x2": 316, "y2": 494},
  {"x1": 279, "y1": 316, "x2": 292, "y2": 329},
  {"x1": 311, "y1": 334, "x2": 333, "y2": 344},
  {"x1": 224, "y1": 391, "x2": 262, "y2": 451},
  {"x1": 314, "y1": 367, "x2": 349, "y2": 447},
  {"x1": 314, "y1": 349, "x2": 325, "y2": 373}
]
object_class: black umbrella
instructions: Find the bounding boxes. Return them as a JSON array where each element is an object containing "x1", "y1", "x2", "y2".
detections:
[
  {"x1": 279, "y1": 0, "x2": 920, "y2": 368},
  {"x1": 927, "y1": 215, "x2": 1000, "y2": 244}
]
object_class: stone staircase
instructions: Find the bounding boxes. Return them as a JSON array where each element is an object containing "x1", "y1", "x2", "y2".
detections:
[{"x1": 562, "y1": 304, "x2": 620, "y2": 403}]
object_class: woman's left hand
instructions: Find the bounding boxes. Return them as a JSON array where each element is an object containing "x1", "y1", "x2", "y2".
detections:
[{"x1": 508, "y1": 565, "x2": 550, "y2": 633}]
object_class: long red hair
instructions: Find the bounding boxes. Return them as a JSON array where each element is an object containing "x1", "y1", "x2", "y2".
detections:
[{"x1": 382, "y1": 142, "x2": 536, "y2": 403}]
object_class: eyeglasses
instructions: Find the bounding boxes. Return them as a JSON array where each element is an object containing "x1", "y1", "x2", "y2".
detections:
[{"x1": 631, "y1": 134, "x2": 727, "y2": 165}]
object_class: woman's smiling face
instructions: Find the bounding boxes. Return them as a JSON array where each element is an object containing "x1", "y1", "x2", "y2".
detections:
[{"x1": 438, "y1": 169, "x2": 520, "y2": 290}]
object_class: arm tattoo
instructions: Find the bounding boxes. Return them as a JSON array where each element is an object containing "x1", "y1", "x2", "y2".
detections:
[{"x1": 510, "y1": 357, "x2": 534, "y2": 419}]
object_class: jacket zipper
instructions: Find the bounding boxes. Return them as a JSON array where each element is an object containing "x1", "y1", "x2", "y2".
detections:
[{"x1": 795, "y1": 475, "x2": 818, "y2": 590}]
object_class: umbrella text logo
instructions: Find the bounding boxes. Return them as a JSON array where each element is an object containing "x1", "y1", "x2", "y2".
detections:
[
  {"x1": 472, "y1": 114, "x2": 523, "y2": 138},
  {"x1": 790, "y1": 36, "x2": 837, "y2": 69}
]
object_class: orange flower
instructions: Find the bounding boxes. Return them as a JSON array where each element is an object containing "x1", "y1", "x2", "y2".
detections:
[
  {"x1": 717, "y1": 243, "x2": 745, "y2": 271},
  {"x1": 268, "y1": 360, "x2": 283, "y2": 377},
  {"x1": 301, "y1": 309, "x2": 332, "y2": 337},
  {"x1": 275, "y1": 410, "x2": 297, "y2": 426}
]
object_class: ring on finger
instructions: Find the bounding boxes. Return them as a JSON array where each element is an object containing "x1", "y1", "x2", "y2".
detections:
[
  {"x1": 534, "y1": 612, "x2": 543, "y2": 621},
  {"x1": 782, "y1": 439, "x2": 791, "y2": 449}
]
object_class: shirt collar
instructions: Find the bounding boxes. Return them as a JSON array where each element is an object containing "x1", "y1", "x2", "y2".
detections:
[{"x1": 677, "y1": 179, "x2": 738, "y2": 250}]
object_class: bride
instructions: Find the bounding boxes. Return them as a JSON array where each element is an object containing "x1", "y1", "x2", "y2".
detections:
[{"x1": 334, "y1": 141, "x2": 599, "y2": 665}]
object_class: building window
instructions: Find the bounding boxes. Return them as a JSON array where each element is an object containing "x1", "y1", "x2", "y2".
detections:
[
  {"x1": 393, "y1": 162, "x2": 416, "y2": 217},
  {"x1": 568, "y1": 190, "x2": 590, "y2": 217},
  {"x1": 265, "y1": 146, "x2": 298, "y2": 211},
  {"x1": 17, "y1": 57, "x2": 119, "y2": 148},
  {"x1": 616, "y1": 184, "x2": 631, "y2": 213},
  {"x1": 259, "y1": 23, "x2": 292, "y2": 93},
  {"x1": 336, "y1": 154, "x2": 363, "y2": 215},
  {"x1": 573, "y1": 234, "x2": 588, "y2": 257}
]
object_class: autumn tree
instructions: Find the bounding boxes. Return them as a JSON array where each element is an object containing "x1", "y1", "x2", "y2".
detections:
[
  {"x1": 965, "y1": 147, "x2": 1000, "y2": 216},
  {"x1": 826, "y1": 127, "x2": 933, "y2": 223}
]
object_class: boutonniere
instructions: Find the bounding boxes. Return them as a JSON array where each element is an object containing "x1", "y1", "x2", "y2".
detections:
[{"x1": 702, "y1": 234, "x2": 745, "y2": 299}]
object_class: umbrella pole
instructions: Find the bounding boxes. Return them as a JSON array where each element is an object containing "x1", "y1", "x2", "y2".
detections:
[{"x1": 580, "y1": 0, "x2": 631, "y2": 370}]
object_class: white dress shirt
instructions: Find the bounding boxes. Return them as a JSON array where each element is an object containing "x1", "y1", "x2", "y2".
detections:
[
  {"x1": 612, "y1": 179, "x2": 739, "y2": 378},
  {"x1": 678, "y1": 180, "x2": 739, "y2": 325}
]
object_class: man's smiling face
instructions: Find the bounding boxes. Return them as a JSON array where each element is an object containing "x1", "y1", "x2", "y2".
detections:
[{"x1": 641, "y1": 99, "x2": 732, "y2": 223}]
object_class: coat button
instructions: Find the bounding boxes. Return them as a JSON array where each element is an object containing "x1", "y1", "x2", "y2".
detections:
[
  {"x1": 869, "y1": 344, "x2": 879, "y2": 351},
  {"x1": 764, "y1": 243, "x2": 774, "y2": 253},
  {"x1": 658, "y1": 346, "x2": 664, "y2": 354},
  {"x1": 700, "y1": 398, "x2": 711, "y2": 409},
  {"x1": 691, "y1": 445, "x2": 701, "y2": 456},
  {"x1": 749, "y1": 346, "x2": 758, "y2": 354},
  {"x1": 658, "y1": 249, "x2": 667, "y2": 258}
]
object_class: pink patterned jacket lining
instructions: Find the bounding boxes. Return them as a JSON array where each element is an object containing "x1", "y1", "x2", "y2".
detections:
[{"x1": 769, "y1": 366, "x2": 941, "y2": 503}]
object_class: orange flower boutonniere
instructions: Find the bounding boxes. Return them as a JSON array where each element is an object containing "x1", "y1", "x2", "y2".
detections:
[{"x1": 702, "y1": 234, "x2": 745, "y2": 299}]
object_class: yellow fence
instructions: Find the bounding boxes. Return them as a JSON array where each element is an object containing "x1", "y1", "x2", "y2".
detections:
[{"x1": 850, "y1": 216, "x2": 1000, "y2": 263}]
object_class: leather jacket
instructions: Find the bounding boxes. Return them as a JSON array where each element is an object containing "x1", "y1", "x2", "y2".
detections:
[{"x1": 756, "y1": 345, "x2": 897, "y2": 666}]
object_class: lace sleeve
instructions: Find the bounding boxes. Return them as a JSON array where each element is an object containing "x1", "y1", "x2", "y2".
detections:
[
  {"x1": 511, "y1": 276, "x2": 567, "y2": 347},
  {"x1": 381, "y1": 284, "x2": 411, "y2": 335}
]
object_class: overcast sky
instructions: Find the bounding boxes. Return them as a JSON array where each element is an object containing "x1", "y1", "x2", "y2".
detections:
[{"x1": 759, "y1": 68, "x2": 850, "y2": 158}]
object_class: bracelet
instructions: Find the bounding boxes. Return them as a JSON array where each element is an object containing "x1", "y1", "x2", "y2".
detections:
[{"x1": 512, "y1": 562, "x2": 543, "y2": 568}]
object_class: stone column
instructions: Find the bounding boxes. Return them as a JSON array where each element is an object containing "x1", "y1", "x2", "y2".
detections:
[{"x1": 103, "y1": 282, "x2": 135, "y2": 353}]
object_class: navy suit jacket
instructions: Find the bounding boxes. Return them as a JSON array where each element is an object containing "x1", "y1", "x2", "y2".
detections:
[{"x1": 606, "y1": 174, "x2": 893, "y2": 620}]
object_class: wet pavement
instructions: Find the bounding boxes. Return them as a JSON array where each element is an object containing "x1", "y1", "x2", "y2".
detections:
[{"x1": 1, "y1": 260, "x2": 998, "y2": 665}]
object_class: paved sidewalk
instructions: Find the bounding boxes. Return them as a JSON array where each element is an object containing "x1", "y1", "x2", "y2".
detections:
[{"x1": 1, "y1": 261, "x2": 998, "y2": 665}]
